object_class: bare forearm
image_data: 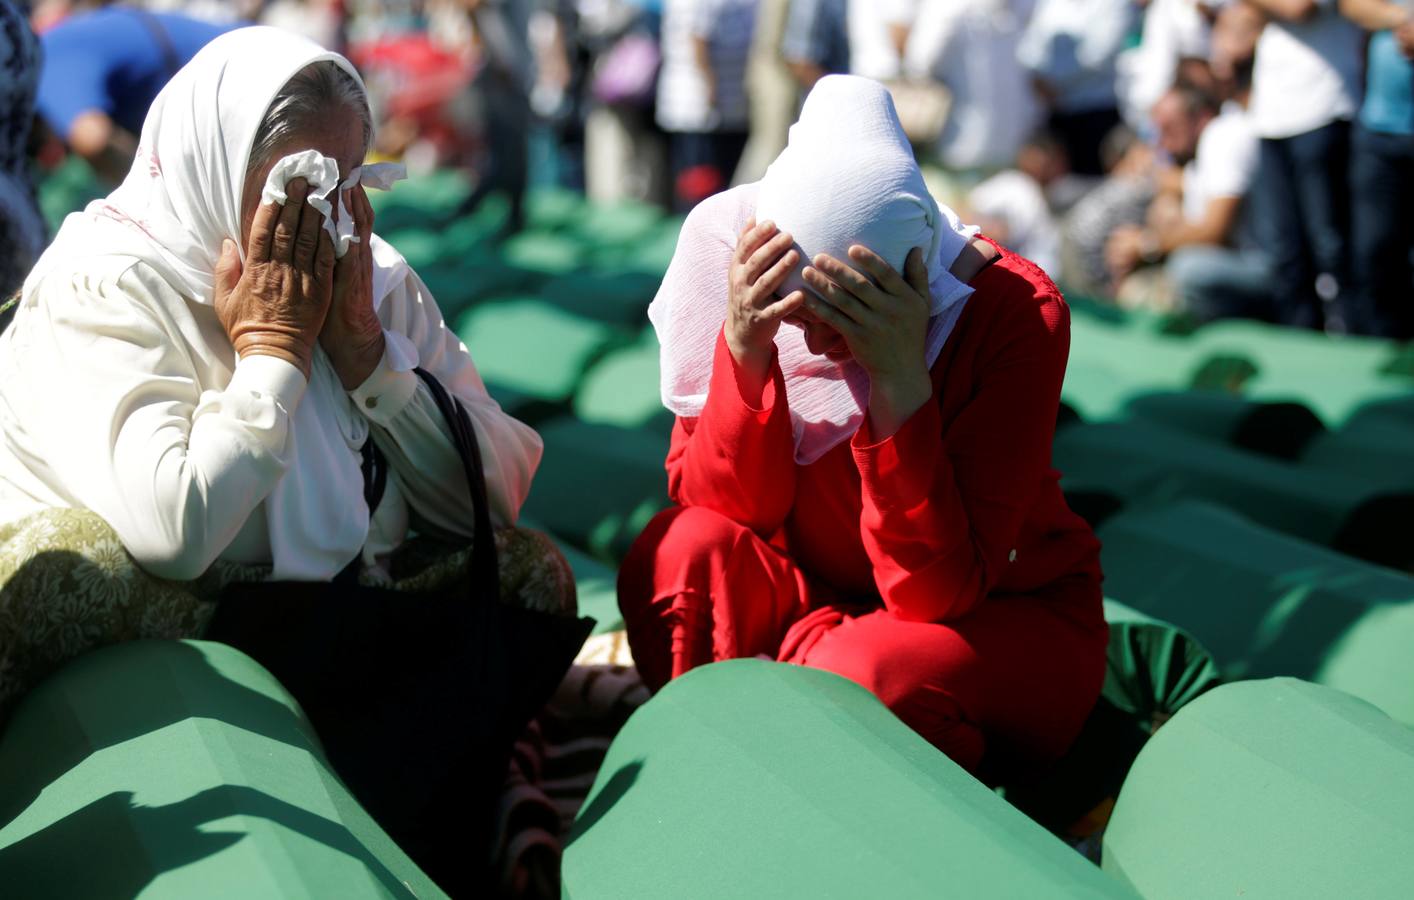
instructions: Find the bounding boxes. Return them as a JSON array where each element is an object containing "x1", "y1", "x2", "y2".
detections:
[
  {"x1": 1339, "y1": 0, "x2": 1409, "y2": 30},
  {"x1": 691, "y1": 35, "x2": 716, "y2": 97},
  {"x1": 1245, "y1": 0, "x2": 1319, "y2": 23}
]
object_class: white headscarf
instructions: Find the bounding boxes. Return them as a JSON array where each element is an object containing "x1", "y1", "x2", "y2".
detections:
[
  {"x1": 650, "y1": 75, "x2": 978, "y2": 464},
  {"x1": 25, "y1": 26, "x2": 416, "y2": 580}
]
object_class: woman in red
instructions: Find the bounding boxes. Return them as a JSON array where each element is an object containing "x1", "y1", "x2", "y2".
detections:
[{"x1": 619, "y1": 76, "x2": 1107, "y2": 779}]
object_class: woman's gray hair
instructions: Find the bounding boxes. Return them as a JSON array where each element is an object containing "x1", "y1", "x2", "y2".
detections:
[{"x1": 248, "y1": 61, "x2": 372, "y2": 175}]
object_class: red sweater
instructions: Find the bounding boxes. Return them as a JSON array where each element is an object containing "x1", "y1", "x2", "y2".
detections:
[{"x1": 664, "y1": 242, "x2": 1102, "y2": 624}]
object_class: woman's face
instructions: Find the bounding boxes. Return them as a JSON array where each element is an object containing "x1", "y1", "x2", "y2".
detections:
[
  {"x1": 238, "y1": 106, "x2": 367, "y2": 252},
  {"x1": 784, "y1": 305, "x2": 851, "y2": 359}
]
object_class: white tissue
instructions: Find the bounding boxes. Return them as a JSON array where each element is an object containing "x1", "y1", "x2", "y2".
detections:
[{"x1": 259, "y1": 149, "x2": 407, "y2": 258}]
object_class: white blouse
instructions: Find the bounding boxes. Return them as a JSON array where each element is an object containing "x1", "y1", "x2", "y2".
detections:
[{"x1": 0, "y1": 255, "x2": 542, "y2": 581}]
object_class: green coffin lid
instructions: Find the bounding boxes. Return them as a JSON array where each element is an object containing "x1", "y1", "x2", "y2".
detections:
[
  {"x1": 1097, "y1": 500, "x2": 1414, "y2": 726},
  {"x1": 521, "y1": 417, "x2": 669, "y2": 563},
  {"x1": 1054, "y1": 420, "x2": 1413, "y2": 563},
  {"x1": 536, "y1": 271, "x2": 662, "y2": 327},
  {"x1": 565, "y1": 659, "x2": 1137, "y2": 899},
  {"x1": 0, "y1": 640, "x2": 444, "y2": 899},
  {"x1": 1103, "y1": 678, "x2": 1414, "y2": 900},
  {"x1": 455, "y1": 298, "x2": 623, "y2": 403},
  {"x1": 573, "y1": 330, "x2": 667, "y2": 431},
  {"x1": 1121, "y1": 391, "x2": 1324, "y2": 460},
  {"x1": 1301, "y1": 414, "x2": 1414, "y2": 490},
  {"x1": 1191, "y1": 318, "x2": 1410, "y2": 381}
]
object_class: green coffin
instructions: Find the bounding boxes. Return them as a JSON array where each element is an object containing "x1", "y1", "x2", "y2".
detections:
[
  {"x1": 522, "y1": 417, "x2": 670, "y2": 563},
  {"x1": 1055, "y1": 420, "x2": 1413, "y2": 566},
  {"x1": 1120, "y1": 391, "x2": 1323, "y2": 459},
  {"x1": 0, "y1": 640, "x2": 443, "y2": 899},
  {"x1": 1302, "y1": 414, "x2": 1414, "y2": 490},
  {"x1": 564, "y1": 659, "x2": 1137, "y2": 899},
  {"x1": 456, "y1": 298, "x2": 625, "y2": 403},
  {"x1": 1097, "y1": 500, "x2": 1414, "y2": 725},
  {"x1": 1102, "y1": 678, "x2": 1414, "y2": 900},
  {"x1": 573, "y1": 330, "x2": 668, "y2": 431}
]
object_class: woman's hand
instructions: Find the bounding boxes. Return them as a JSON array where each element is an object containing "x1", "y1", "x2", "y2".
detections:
[
  {"x1": 802, "y1": 245, "x2": 934, "y2": 439},
  {"x1": 725, "y1": 218, "x2": 806, "y2": 396},
  {"x1": 322, "y1": 184, "x2": 386, "y2": 390},
  {"x1": 214, "y1": 177, "x2": 336, "y2": 380}
]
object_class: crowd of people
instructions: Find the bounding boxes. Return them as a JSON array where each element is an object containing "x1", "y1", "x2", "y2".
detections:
[{"x1": 3, "y1": 0, "x2": 1411, "y2": 335}]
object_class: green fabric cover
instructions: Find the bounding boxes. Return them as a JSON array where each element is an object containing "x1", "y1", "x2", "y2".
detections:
[
  {"x1": 1062, "y1": 318, "x2": 1202, "y2": 421},
  {"x1": 1191, "y1": 319, "x2": 1410, "y2": 384},
  {"x1": 1102, "y1": 678, "x2": 1414, "y2": 900},
  {"x1": 1097, "y1": 501, "x2": 1414, "y2": 725},
  {"x1": 1099, "y1": 600, "x2": 1223, "y2": 724},
  {"x1": 573, "y1": 330, "x2": 667, "y2": 430},
  {"x1": 497, "y1": 231, "x2": 587, "y2": 276},
  {"x1": 1121, "y1": 392, "x2": 1323, "y2": 459},
  {"x1": 1241, "y1": 369, "x2": 1414, "y2": 429},
  {"x1": 455, "y1": 298, "x2": 622, "y2": 402},
  {"x1": 1003, "y1": 601, "x2": 1221, "y2": 835},
  {"x1": 521, "y1": 418, "x2": 669, "y2": 563},
  {"x1": 1054, "y1": 420, "x2": 1407, "y2": 552},
  {"x1": 565, "y1": 659, "x2": 1137, "y2": 899},
  {"x1": 37, "y1": 157, "x2": 105, "y2": 236},
  {"x1": 567, "y1": 199, "x2": 666, "y2": 247},
  {"x1": 536, "y1": 271, "x2": 661, "y2": 326},
  {"x1": 1302, "y1": 415, "x2": 1414, "y2": 490},
  {"x1": 0, "y1": 640, "x2": 444, "y2": 899}
]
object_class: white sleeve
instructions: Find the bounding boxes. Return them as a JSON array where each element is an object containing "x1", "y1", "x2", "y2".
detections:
[
  {"x1": 1196, "y1": 116, "x2": 1259, "y2": 200},
  {"x1": 351, "y1": 267, "x2": 543, "y2": 539},
  {"x1": 902, "y1": 1, "x2": 964, "y2": 81},
  {"x1": 23, "y1": 262, "x2": 303, "y2": 580},
  {"x1": 1075, "y1": 0, "x2": 1134, "y2": 72},
  {"x1": 880, "y1": 0, "x2": 921, "y2": 26}
]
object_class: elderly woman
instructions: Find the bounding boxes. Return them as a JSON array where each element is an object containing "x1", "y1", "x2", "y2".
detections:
[
  {"x1": 619, "y1": 75, "x2": 1108, "y2": 781},
  {"x1": 0, "y1": 26, "x2": 585, "y2": 889}
]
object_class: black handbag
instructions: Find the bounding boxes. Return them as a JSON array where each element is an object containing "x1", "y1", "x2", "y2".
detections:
[{"x1": 206, "y1": 367, "x2": 592, "y2": 895}]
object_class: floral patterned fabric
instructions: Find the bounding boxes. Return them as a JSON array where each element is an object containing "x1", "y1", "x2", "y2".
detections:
[{"x1": 0, "y1": 508, "x2": 576, "y2": 726}]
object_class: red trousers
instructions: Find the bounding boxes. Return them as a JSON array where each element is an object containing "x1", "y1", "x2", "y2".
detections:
[{"x1": 619, "y1": 506, "x2": 1108, "y2": 777}]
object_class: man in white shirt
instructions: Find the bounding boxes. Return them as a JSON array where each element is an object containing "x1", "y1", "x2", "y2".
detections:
[
  {"x1": 903, "y1": 0, "x2": 1043, "y2": 173},
  {"x1": 657, "y1": 0, "x2": 759, "y2": 210},
  {"x1": 1116, "y1": 0, "x2": 1220, "y2": 129},
  {"x1": 1246, "y1": 0, "x2": 1363, "y2": 329},
  {"x1": 1106, "y1": 82, "x2": 1272, "y2": 320},
  {"x1": 847, "y1": 0, "x2": 919, "y2": 81},
  {"x1": 1017, "y1": 0, "x2": 1138, "y2": 174}
]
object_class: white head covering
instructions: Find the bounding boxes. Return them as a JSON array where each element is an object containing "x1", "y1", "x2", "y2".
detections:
[
  {"x1": 650, "y1": 75, "x2": 978, "y2": 464},
  {"x1": 24, "y1": 26, "x2": 415, "y2": 581}
]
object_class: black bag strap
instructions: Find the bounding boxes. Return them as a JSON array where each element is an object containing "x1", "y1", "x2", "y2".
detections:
[{"x1": 414, "y1": 367, "x2": 500, "y2": 604}]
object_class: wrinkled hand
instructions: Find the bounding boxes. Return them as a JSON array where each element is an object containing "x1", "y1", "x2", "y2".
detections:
[
  {"x1": 214, "y1": 178, "x2": 335, "y2": 380},
  {"x1": 802, "y1": 245, "x2": 933, "y2": 438},
  {"x1": 725, "y1": 218, "x2": 806, "y2": 376},
  {"x1": 322, "y1": 184, "x2": 386, "y2": 390}
]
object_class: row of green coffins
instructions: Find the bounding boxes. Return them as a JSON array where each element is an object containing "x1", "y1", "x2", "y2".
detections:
[{"x1": 3, "y1": 636, "x2": 1411, "y2": 898}]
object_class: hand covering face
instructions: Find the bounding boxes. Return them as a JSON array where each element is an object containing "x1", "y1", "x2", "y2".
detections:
[
  {"x1": 24, "y1": 26, "x2": 422, "y2": 580},
  {"x1": 649, "y1": 75, "x2": 978, "y2": 464}
]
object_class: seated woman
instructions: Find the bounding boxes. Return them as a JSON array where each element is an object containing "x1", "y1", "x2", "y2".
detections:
[
  {"x1": 620, "y1": 75, "x2": 1108, "y2": 779},
  {"x1": 0, "y1": 26, "x2": 583, "y2": 889}
]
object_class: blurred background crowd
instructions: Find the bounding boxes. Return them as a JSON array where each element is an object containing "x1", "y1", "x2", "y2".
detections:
[{"x1": 2, "y1": 0, "x2": 1412, "y2": 338}]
